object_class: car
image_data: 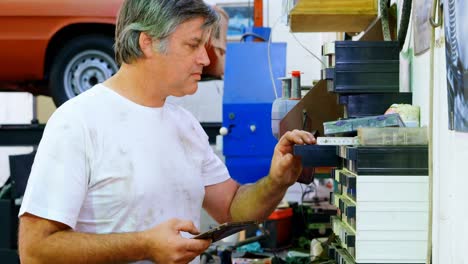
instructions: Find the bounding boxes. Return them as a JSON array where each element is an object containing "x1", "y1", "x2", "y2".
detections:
[{"x1": 0, "y1": 0, "x2": 123, "y2": 106}]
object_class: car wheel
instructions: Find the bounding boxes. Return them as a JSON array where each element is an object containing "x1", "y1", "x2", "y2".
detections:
[{"x1": 49, "y1": 35, "x2": 118, "y2": 106}]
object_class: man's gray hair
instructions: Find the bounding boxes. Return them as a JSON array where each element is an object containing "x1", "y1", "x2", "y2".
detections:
[{"x1": 114, "y1": 0, "x2": 219, "y2": 65}]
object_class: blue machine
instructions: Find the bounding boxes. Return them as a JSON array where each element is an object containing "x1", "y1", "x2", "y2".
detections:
[{"x1": 222, "y1": 38, "x2": 287, "y2": 184}]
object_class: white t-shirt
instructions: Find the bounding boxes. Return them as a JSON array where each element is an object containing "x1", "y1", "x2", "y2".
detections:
[{"x1": 19, "y1": 84, "x2": 230, "y2": 263}]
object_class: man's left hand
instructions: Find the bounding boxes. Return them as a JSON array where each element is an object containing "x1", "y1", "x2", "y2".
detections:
[{"x1": 268, "y1": 129, "x2": 316, "y2": 187}]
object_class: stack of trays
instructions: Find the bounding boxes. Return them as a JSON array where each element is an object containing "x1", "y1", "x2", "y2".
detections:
[
  {"x1": 338, "y1": 93, "x2": 412, "y2": 118},
  {"x1": 329, "y1": 145, "x2": 429, "y2": 263},
  {"x1": 321, "y1": 41, "x2": 412, "y2": 120},
  {"x1": 322, "y1": 41, "x2": 400, "y2": 94},
  {"x1": 338, "y1": 145, "x2": 428, "y2": 175}
]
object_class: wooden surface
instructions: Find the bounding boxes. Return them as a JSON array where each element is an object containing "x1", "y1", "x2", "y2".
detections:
[
  {"x1": 279, "y1": 80, "x2": 343, "y2": 137},
  {"x1": 358, "y1": 16, "x2": 398, "y2": 41},
  {"x1": 289, "y1": 0, "x2": 378, "y2": 33}
]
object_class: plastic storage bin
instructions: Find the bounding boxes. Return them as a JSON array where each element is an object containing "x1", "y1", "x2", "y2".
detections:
[
  {"x1": 323, "y1": 113, "x2": 405, "y2": 136},
  {"x1": 261, "y1": 208, "x2": 293, "y2": 250},
  {"x1": 357, "y1": 127, "x2": 428, "y2": 146}
]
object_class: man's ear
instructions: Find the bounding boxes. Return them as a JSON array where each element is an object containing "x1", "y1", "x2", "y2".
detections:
[{"x1": 139, "y1": 32, "x2": 155, "y2": 58}]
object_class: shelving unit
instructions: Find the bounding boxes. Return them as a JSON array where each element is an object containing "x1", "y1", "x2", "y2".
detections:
[{"x1": 330, "y1": 146, "x2": 429, "y2": 263}]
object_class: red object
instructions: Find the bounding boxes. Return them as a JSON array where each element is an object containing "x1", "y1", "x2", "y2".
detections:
[
  {"x1": 268, "y1": 207, "x2": 293, "y2": 220},
  {"x1": 254, "y1": 0, "x2": 263, "y2": 27},
  {"x1": 291, "y1": 71, "x2": 301, "y2": 77},
  {"x1": 0, "y1": 0, "x2": 122, "y2": 86},
  {"x1": 263, "y1": 208, "x2": 293, "y2": 249}
]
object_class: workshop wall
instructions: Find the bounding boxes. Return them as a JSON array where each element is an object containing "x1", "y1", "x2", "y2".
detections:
[
  {"x1": 268, "y1": 0, "x2": 324, "y2": 87},
  {"x1": 410, "y1": 11, "x2": 468, "y2": 264}
]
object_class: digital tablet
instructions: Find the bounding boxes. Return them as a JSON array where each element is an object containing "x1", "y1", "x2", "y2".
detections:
[{"x1": 192, "y1": 221, "x2": 257, "y2": 242}]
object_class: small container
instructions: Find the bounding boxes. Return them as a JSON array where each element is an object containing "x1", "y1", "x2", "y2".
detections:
[
  {"x1": 291, "y1": 71, "x2": 301, "y2": 99},
  {"x1": 358, "y1": 127, "x2": 428, "y2": 146},
  {"x1": 271, "y1": 98, "x2": 299, "y2": 139},
  {"x1": 261, "y1": 208, "x2": 293, "y2": 250},
  {"x1": 279, "y1": 77, "x2": 292, "y2": 99}
]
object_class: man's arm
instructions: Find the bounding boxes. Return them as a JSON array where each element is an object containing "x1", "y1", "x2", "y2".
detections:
[
  {"x1": 19, "y1": 213, "x2": 211, "y2": 264},
  {"x1": 204, "y1": 130, "x2": 315, "y2": 222}
]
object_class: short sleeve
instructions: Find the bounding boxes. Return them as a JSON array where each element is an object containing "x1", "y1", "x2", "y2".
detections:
[
  {"x1": 201, "y1": 148, "x2": 230, "y2": 186},
  {"x1": 186, "y1": 111, "x2": 230, "y2": 186},
  {"x1": 19, "y1": 105, "x2": 90, "y2": 229}
]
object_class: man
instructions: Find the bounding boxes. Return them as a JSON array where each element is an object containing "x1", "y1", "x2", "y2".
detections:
[
  {"x1": 18, "y1": 0, "x2": 315, "y2": 263},
  {"x1": 202, "y1": 5, "x2": 228, "y2": 78}
]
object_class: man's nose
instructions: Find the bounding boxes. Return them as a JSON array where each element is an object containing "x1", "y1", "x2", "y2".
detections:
[{"x1": 197, "y1": 46, "x2": 210, "y2": 67}]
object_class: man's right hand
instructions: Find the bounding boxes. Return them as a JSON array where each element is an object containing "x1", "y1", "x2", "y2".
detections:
[
  {"x1": 19, "y1": 214, "x2": 210, "y2": 264},
  {"x1": 143, "y1": 218, "x2": 211, "y2": 264}
]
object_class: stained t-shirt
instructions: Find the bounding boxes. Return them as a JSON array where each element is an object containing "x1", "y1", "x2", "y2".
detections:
[{"x1": 19, "y1": 84, "x2": 230, "y2": 263}]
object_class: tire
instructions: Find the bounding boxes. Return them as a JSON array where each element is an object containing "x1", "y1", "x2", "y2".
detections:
[{"x1": 49, "y1": 35, "x2": 118, "y2": 106}]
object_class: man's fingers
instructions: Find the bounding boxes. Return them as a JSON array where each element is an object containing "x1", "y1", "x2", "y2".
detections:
[
  {"x1": 279, "y1": 153, "x2": 301, "y2": 170},
  {"x1": 172, "y1": 219, "x2": 200, "y2": 235},
  {"x1": 279, "y1": 153, "x2": 294, "y2": 168},
  {"x1": 279, "y1": 130, "x2": 316, "y2": 146},
  {"x1": 184, "y1": 238, "x2": 211, "y2": 253}
]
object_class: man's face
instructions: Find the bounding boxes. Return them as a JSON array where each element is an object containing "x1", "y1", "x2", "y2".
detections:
[{"x1": 154, "y1": 17, "x2": 211, "y2": 97}]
